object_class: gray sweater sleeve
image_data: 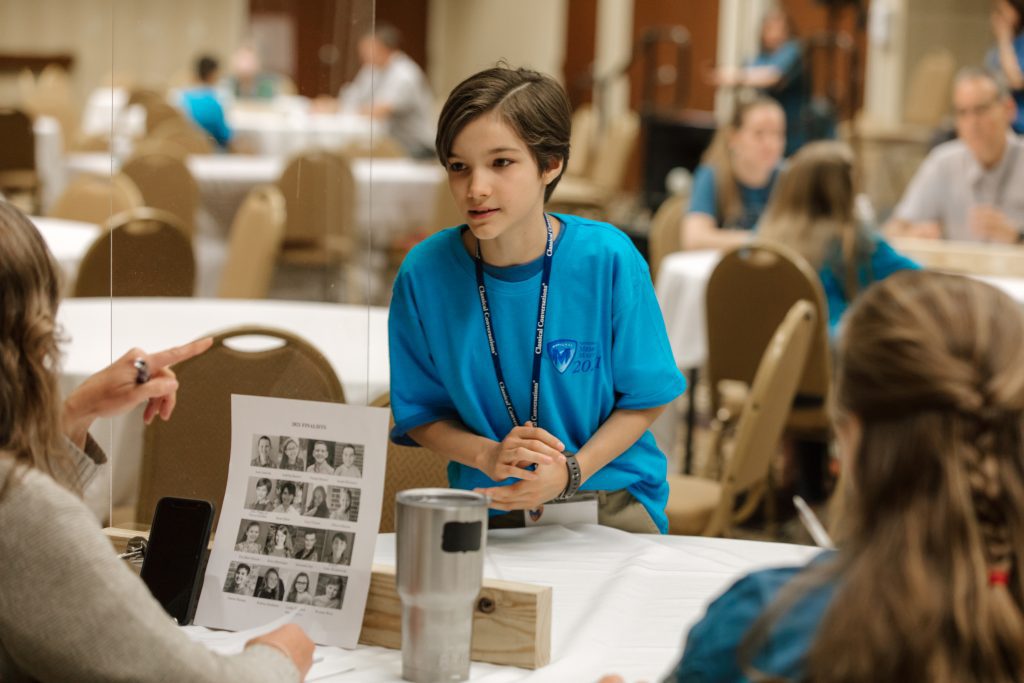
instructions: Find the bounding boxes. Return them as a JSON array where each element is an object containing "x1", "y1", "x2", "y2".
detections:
[{"x1": 0, "y1": 459, "x2": 300, "y2": 683}]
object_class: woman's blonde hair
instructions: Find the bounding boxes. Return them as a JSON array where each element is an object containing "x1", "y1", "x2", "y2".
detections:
[
  {"x1": 0, "y1": 201, "x2": 72, "y2": 496},
  {"x1": 701, "y1": 96, "x2": 783, "y2": 228},
  {"x1": 743, "y1": 271, "x2": 1024, "y2": 681},
  {"x1": 758, "y1": 140, "x2": 867, "y2": 300}
]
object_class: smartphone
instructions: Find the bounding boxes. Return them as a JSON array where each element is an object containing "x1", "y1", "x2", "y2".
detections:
[{"x1": 140, "y1": 497, "x2": 214, "y2": 625}]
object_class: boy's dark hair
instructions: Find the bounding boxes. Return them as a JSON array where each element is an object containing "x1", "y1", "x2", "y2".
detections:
[
  {"x1": 196, "y1": 55, "x2": 219, "y2": 83},
  {"x1": 435, "y1": 66, "x2": 572, "y2": 202}
]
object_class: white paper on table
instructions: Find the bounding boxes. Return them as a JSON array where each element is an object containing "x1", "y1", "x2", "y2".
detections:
[{"x1": 194, "y1": 394, "x2": 389, "y2": 648}]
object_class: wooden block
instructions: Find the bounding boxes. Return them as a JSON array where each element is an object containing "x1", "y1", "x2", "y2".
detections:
[
  {"x1": 359, "y1": 564, "x2": 551, "y2": 670},
  {"x1": 104, "y1": 527, "x2": 552, "y2": 669}
]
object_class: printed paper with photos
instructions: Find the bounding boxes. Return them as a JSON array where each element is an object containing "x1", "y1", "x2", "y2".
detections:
[{"x1": 194, "y1": 394, "x2": 388, "y2": 648}]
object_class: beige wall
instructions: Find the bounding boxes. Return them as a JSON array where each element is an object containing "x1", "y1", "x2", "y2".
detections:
[
  {"x1": 427, "y1": 0, "x2": 568, "y2": 100},
  {"x1": 0, "y1": 0, "x2": 247, "y2": 108},
  {"x1": 863, "y1": 0, "x2": 991, "y2": 125}
]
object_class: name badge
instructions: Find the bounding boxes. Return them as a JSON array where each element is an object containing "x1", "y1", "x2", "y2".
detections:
[{"x1": 524, "y1": 494, "x2": 599, "y2": 527}]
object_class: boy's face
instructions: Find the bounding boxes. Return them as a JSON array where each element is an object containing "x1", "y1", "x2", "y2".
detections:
[
  {"x1": 445, "y1": 111, "x2": 562, "y2": 251},
  {"x1": 313, "y1": 443, "x2": 328, "y2": 463}
]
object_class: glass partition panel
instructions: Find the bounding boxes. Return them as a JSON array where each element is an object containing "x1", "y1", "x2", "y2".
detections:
[{"x1": 72, "y1": 0, "x2": 381, "y2": 530}]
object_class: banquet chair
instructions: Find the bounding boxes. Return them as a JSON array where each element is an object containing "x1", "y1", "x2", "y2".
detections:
[
  {"x1": 149, "y1": 118, "x2": 215, "y2": 155},
  {"x1": 647, "y1": 193, "x2": 687, "y2": 282},
  {"x1": 73, "y1": 207, "x2": 195, "y2": 297},
  {"x1": 889, "y1": 237, "x2": 1024, "y2": 278},
  {"x1": 22, "y1": 65, "x2": 80, "y2": 152},
  {"x1": 136, "y1": 326, "x2": 344, "y2": 530},
  {"x1": 48, "y1": 173, "x2": 143, "y2": 227},
  {"x1": 566, "y1": 104, "x2": 597, "y2": 178},
  {"x1": 548, "y1": 110, "x2": 640, "y2": 218},
  {"x1": 142, "y1": 99, "x2": 186, "y2": 135},
  {"x1": 122, "y1": 149, "x2": 200, "y2": 236},
  {"x1": 274, "y1": 151, "x2": 360, "y2": 300},
  {"x1": 341, "y1": 135, "x2": 406, "y2": 158},
  {"x1": 132, "y1": 137, "x2": 190, "y2": 161},
  {"x1": 0, "y1": 108, "x2": 39, "y2": 211},
  {"x1": 703, "y1": 242, "x2": 831, "y2": 475},
  {"x1": 218, "y1": 185, "x2": 287, "y2": 298},
  {"x1": 371, "y1": 393, "x2": 451, "y2": 534},
  {"x1": 666, "y1": 300, "x2": 816, "y2": 536}
]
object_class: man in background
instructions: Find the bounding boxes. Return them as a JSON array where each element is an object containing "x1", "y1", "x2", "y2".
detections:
[
  {"x1": 338, "y1": 24, "x2": 435, "y2": 158},
  {"x1": 886, "y1": 68, "x2": 1024, "y2": 243}
]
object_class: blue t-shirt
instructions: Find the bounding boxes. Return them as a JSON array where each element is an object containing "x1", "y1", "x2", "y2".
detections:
[
  {"x1": 987, "y1": 35, "x2": 1024, "y2": 134},
  {"x1": 667, "y1": 557, "x2": 836, "y2": 682},
  {"x1": 688, "y1": 164, "x2": 777, "y2": 230},
  {"x1": 821, "y1": 235, "x2": 919, "y2": 333},
  {"x1": 388, "y1": 214, "x2": 687, "y2": 532},
  {"x1": 751, "y1": 39, "x2": 806, "y2": 156},
  {"x1": 180, "y1": 88, "x2": 232, "y2": 148}
]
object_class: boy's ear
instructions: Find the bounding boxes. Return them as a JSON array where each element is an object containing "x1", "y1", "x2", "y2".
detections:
[{"x1": 542, "y1": 155, "x2": 564, "y2": 184}]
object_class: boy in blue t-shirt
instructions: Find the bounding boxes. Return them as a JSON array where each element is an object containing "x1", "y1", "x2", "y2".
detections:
[{"x1": 388, "y1": 66, "x2": 686, "y2": 533}]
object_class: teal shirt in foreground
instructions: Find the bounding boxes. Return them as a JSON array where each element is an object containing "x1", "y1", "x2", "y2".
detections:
[
  {"x1": 821, "y1": 236, "x2": 919, "y2": 333},
  {"x1": 388, "y1": 215, "x2": 687, "y2": 532},
  {"x1": 668, "y1": 555, "x2": 836, "y2": 682}
]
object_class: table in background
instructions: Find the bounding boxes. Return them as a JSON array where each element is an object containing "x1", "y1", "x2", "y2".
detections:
[
  {"x1": 228, "y1": 104, "x2": 374, "y2": 157},
  {"x1": 31, "y1": 215, "x2": 100, "y2": 290},
  {"x1": 58, "y1": 298, "x2": 390, "y2": 518},
  {"x1": 186, "y1": 525, "x2": 820, "y2": 681},
  {"x1": 62, "y1": 152, "x2": 444, "y2": 240}
]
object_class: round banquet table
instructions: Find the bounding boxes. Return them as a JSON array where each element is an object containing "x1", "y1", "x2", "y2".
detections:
[
  {"x1": 184, "y1": 524, "x2": 822, "y2": 682},
  {"x1": 58, "y1": 297, "x2": 389, "y2": 519}
]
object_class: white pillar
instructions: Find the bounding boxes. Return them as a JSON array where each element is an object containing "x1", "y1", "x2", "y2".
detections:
[{"x1": 594, "y1": 0, "x2": 634, "y2": 124}]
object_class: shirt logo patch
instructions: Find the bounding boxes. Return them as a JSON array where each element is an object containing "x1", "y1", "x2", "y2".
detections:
[{"x1": 546, "y1": 339, "x2": 578, "y2": 374}]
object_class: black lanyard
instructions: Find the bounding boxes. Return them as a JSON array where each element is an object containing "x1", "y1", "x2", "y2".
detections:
[{"x1": 474, "y1": 214, "x2": 554, "y2": 429}]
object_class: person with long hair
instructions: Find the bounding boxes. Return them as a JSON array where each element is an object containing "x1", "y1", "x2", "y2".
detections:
[
  {"x1": 303, "y1": 485, "x2": 330, "y2": 518},
  {"x1": 0, "y1": 201, "x2": 312, "y2": 680},
  {"x1": 277, "y1": 437, "x2": 304, "y2": 471},
  {"x1": 329, "y1": 487, "x2": 355, "y2": 521},
  {"x1": 989, "y1": 0, "x2": 1024, "y2": 133},
  {"x1": 234, "y1": 521, "x2": 264, "y2": 554},
  {"x1": 758, "y1": 141, "x2": 918, "y2": 333},
  {"x1": 286, "y1": 572, "x2": 314, "y2": 605},
  {"x1": 710, "y1": 4, "x2": 809, "y2": 155},
  {"x1": 254, "y1": 568, "x2": 285, "y2": 601},
  {"x1": 265, "y1": 524, "x2": 294, "y2": 558},
  {"x1": 682, "y1": 97, "x2": 785, "y2": 250},
  {"x1": 659, "y1": 271, "x2": 1024, "y2": 682}
]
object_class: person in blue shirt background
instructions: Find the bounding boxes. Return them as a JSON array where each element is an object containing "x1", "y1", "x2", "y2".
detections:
[
  {"x1": 711, "y1": 5, "x2": 810, "y2": 156},
  {"x1": 388, "y1": 66, "x2": 686, "y2": 533},
  {"x1": 758, "y1": 140, "x2": 919, "y2": 335},
  {"x1": 989, "y1": 0, "x2": 1024, "y2": 134},
  {"x1": 655, "y1": 271, "x2": 1024, "y2": 682},
  {"x1": 181, "y1": 55, "x2": 232, "y2": 150},
  {"x1": 758, "y1": 140, "x2": 917, "y2": 507},
  {"x1": 682, "y1": 97, "x2": 785, "y2": 251}
]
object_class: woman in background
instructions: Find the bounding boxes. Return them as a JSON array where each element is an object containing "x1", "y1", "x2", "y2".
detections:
[
  {"x1": 662, "y1": 271, "x2": 1024, "y2": 682},
  {"x1": 711, "y1": 5, "x2": 808, "y2": 156},
  {"x1": 758, "y1": 141, "x2": 918, "y2": 334},
  {"x1": 0, "y1": 200, "x2": 312, "y2": 681},
  {"x1": 682, "y1": 97, "x2": 785, "y2": 250}
]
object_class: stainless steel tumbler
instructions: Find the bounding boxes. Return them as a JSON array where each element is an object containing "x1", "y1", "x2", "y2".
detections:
[{"x1": 396, "y1": 488, "x2": 488, "y2": 683}]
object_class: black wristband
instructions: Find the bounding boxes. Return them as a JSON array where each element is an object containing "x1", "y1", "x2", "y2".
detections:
[{"x1": 554, "y1": 452, "x2": 582, "y2": 501}]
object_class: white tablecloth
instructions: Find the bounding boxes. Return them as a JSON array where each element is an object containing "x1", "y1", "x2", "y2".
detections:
[
  {"x1": 655, "y1": 251, "x2": 720, "y2": 371},
  {"x1": 58, "y1": 298, "x2": 389, "y2": 516},
  {"x1": 31, "y1": 216, "x2": 101, "y2": 288},
  {"x1": 187, "y1": 525, "x2": 821, "y2": 681},
  {"x1": 62, "y1": 152, "x2": 444, "y2": 239},
  {"x1": 229, "y1": 106, "x2": 375, "y2": 157},
  {"x1": 656, "y1": 250, "x2": 1024, "y2": 373}
]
